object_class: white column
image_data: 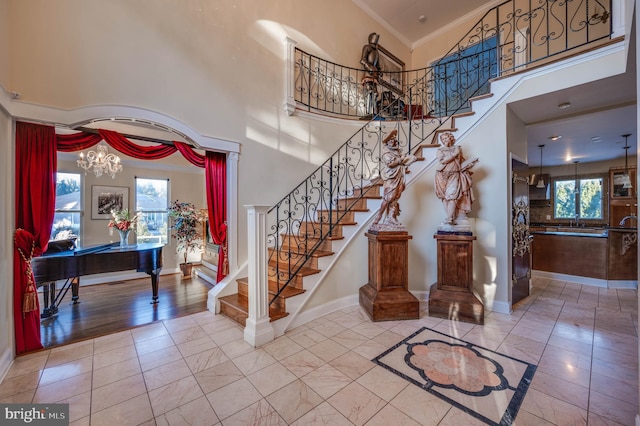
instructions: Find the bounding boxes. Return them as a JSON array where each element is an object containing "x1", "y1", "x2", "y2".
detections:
[
  {"x1": 283, "y1": 37, "x2": 297, "y2": 116},
  {"x1": 226, "y1": 152, "x2": 239, "y2": 274},
  {"x1": 243, "y1": 205, "x2": 274, "y2": 347},
  {"x1": 610, "y1": 0, "x2": 626, "y2": 39}
]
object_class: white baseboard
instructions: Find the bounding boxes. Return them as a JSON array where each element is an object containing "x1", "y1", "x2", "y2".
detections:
[
  {"x1": 532, "y1": 270, "x2": 638, "y2": 289},
  {"x1": 490, "y1": 300, "x2": 512, "y2": 314},
  {"x1": 0, "y1": 347, "x2": 14, "y2": 384}
]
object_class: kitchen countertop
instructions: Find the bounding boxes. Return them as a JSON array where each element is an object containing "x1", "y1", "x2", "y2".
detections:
[{"x1": 531, "y1": 228, "x2": 608, "y2": 238}]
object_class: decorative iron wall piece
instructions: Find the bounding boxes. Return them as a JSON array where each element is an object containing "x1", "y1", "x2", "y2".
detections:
[
  {"x1": 512, "y1": 199, "x2": 532, "y2": 257},
  {"x1": 622, "y1": 232, "x2": 637, "y2": 256}
]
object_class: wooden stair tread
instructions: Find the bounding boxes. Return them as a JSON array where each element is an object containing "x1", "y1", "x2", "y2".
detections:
[
  {"x1": 270, "y1": 264, "x2": 321, "y2": 277},
  {"x1": 470, "y1": 93, "x2": 493, "y2": 102},
  {"x1": 219, "y1": 293, "x2": 246, "y2": 308},
  {"x1": 282, "y1": 232, "x2": 346, "y2": 241},
  {"x1": 219, "y1": 293, "x2": 288, "y2": 322},
  {"x1": 268, "y1": 247, "x2": 334, "y2": 258},
  {"x1": 237, "y1": 277, "x2": 307, "y2": 299}
]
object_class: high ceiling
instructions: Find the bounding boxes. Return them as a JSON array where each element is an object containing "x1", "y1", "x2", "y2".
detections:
[
  {"x1": 75, "y1": 2, "x2": 636, "y2": 170},
  {"x1": 353, "y1": 0, "x2": 637, "y2": 168},
  {"x1": 351, "y1": 0, "x2": 500, "y2": 48}
]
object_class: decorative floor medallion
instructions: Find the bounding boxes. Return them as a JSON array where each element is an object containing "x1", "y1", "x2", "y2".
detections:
[{"x1": 373, "y1": 327, "x2": 536, "y2": 425}]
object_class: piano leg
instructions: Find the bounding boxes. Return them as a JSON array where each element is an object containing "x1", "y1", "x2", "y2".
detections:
[
  {"x1": 41, "y1": 282, "x2": 58, "y2": 318},
  {"x1": 71, "y1": 277, "x2": 80, "y2": 304},
  {"x1": 149, "y1": 268, "x2": 161, "y2": 304}
]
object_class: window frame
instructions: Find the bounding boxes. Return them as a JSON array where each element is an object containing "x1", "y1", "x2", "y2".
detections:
[
  {"x1": 52, "y1": 171, "x2": 83, "y2": 242},
  {"x1": 553, "y1": 174, "x2": 604, "y2": 221},
  {"x1": 134, "y1": 177, "x2": 170, "y2": 244}
]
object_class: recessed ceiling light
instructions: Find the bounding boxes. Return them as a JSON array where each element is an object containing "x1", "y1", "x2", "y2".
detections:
[
  {"x1": 548, "y1": 135, "x2": 562, "y2": 141},
  {"x1": 558, "y1": 102, "x2": 571, "y2": 109}
]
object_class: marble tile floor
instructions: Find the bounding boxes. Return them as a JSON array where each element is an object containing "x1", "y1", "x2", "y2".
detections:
[{"x1": 1, "y1": 277, "x2": 637, "y2": 425}]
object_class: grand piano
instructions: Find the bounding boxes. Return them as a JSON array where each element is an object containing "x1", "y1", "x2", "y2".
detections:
[{"x1": 31, "y1": 240, "x2": 163, "y2": 318}]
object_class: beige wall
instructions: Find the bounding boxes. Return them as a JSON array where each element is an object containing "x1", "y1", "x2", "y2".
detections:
[
  {"x1": 411, "y1": 8, "x2": 490, "y2": 68},
  {"x1": 0, "y1": 0, "x2": 9, "y2": 88}
]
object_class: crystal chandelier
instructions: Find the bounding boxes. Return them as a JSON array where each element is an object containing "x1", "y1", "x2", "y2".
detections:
[{"x1": 77, "y1": 142, "x2": 122, "y2": 179}]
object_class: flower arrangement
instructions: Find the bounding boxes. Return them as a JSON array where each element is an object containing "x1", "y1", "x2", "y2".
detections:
[
  {"x1": 108, "y1": 209, "x2": 140, "y2": 235},
  {"x1": 168, "y1": 200, "x2": 205, "y2": 265}
]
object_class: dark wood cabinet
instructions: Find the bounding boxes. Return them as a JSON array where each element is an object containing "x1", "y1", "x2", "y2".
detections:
[{"x1": 610, "y1": 200, "x2": 637, "y2": 228}]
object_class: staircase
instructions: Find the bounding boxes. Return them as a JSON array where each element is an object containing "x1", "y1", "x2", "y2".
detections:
[
  {"x1": 218, "y1": 181, "x2": 384, "y2": 325},
  {"x1": 216, "y1": 0, "x2": 613, "y2": 331},
  {"x1": 218, "y1": 121, "x2": 467, "y2": 327}
]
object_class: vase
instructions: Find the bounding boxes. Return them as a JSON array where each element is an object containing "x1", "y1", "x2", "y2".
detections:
[{"x1": 118, "y1": 229, "x2": 131, "y2": 247}]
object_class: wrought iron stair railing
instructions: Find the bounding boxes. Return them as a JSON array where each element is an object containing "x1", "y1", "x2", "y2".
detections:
[{"x1": 267, "y1": 0, "x2": 612, "y2": 310}]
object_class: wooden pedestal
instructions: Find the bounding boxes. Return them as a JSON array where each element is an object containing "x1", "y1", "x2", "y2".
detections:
[
  {"x1": 428, "y1": 233, "x2": 484, "y2": 324},
  {"x1": 359, "y1": 230, "x2": 420, "y2": 321}
]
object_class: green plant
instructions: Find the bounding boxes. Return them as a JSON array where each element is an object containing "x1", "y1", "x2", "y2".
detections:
[{"x1": 168, "y1": 200, "x2": 205, "y2": 264}]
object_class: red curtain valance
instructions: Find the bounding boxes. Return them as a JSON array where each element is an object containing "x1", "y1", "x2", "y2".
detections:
[
  {"x1": 14, "y1": 122, "x2": 228, "y2": 354},
  {"x1": 99, "y1": 129, "x2": 177, "y2": 159}
]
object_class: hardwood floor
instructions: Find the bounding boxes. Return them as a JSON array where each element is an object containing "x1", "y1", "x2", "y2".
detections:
[{"x1": 38, "y1": 273, "x2": 213, "y2": 349}]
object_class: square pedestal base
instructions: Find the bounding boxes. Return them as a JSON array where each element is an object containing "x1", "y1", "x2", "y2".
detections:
[
  {"x1": 359, "y1": 283, "x2": 420, "y2": 322},
  {"x1": 428, "y1": 283, "x2": 484, "y2": 325}
]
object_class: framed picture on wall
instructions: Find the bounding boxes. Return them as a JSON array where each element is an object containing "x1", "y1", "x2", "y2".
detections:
[
  {"x1": 378, "y1": 45, "x2": 405, "y2": 94},
  {"x1": 92, "y1": 185, "x2": 129, "y2": 220}
]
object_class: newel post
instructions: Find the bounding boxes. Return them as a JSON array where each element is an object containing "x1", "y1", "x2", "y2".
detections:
[
  {"x1": 243, "y1": 205, "x2": 274, "y2": 347},
  {"x1": 283, "y1": 37, "x2": 297, "y2": 116}
]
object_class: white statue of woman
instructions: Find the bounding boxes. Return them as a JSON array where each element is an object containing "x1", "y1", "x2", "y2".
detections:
[
  {"x1": 371, "y1": 130, "x2": 417, "y2": 231},
  {"x1": 435, "y1": 132, "x2": 478, "y2": 231}
]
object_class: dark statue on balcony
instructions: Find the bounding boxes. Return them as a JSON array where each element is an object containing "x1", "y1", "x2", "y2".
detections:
[
  {"x1": 435, "y1": 132, "x2": 478, "y2": 233},
  {"x1": 360, "y1": 32, "x2": 381, "y2": 117},
  {"x1": 370, "y1": 130, "x2": 417, "y2": 232}
]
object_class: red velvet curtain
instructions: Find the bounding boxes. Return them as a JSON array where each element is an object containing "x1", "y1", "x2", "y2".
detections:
[
  {"x1": 14, "y1": 122, "x2": 57, "y2": 354},
  {"x1": 205, "y1": 151, "x2": 227, "y2": 282},
  {"x1": 175, "y1": 142, "x2": 227, "y2": 281}
]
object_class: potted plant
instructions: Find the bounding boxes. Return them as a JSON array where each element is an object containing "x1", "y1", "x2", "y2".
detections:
[{"x1": 168, "y1": 200, "x2": 204, "y2": 277}]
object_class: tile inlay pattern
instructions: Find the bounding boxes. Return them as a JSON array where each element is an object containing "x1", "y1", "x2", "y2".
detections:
[{"x1": 373, "y1": 327, "x2": 537, "y2": 425}]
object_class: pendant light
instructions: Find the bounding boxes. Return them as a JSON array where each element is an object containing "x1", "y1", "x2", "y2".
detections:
[
  {"x1": 621, "y1": 134, "x2": 633, "y2": 189},
  {"x1": 536, "y1": 144, "x2": 545, "y2": 188}
]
